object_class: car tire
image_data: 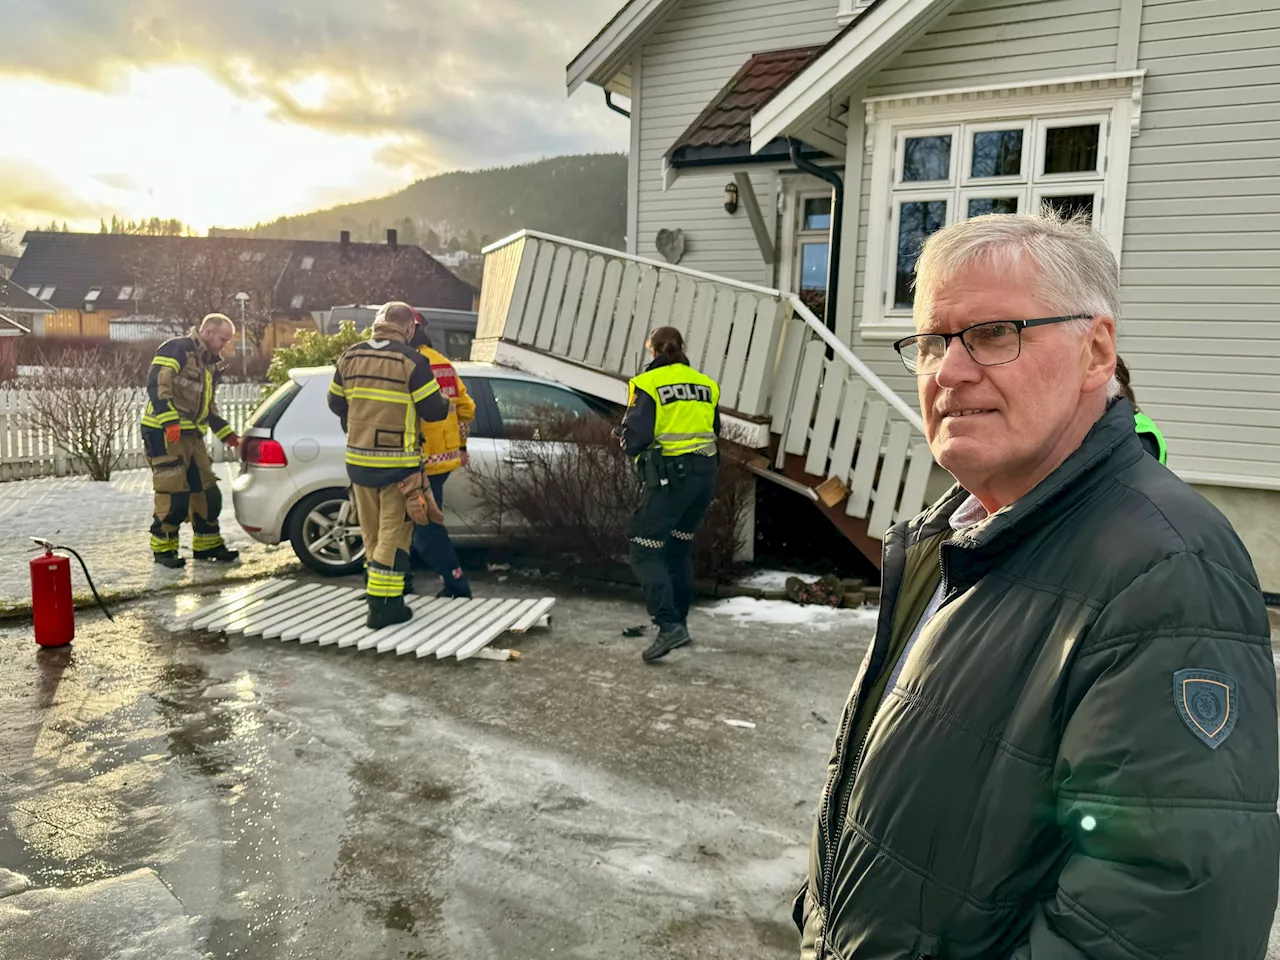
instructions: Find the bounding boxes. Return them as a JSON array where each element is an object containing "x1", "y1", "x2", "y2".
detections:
[{"x1": 286, "y1": 488, "x2": 366, "y2": 577}]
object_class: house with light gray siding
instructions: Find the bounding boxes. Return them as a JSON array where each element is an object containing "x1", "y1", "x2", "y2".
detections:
[{"x1": 478, "y1": 0, "x2": 1278, "y2": 592}]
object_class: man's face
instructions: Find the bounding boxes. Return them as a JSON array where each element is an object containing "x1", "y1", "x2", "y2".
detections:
[
  {"x1": 916, "y1": 259, "x2": 1114, "y2": 501},
  {"x1": 200, "y1": 323, "x2": 233, "y2": 357}
]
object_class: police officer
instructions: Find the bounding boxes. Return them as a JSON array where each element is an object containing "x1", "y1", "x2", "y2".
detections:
[
  {"x1": 622, "y1": 326, "x2": 720, "y2": 662},
  {"x1": 141, "y1": 313, "x2": 242, "y2": 567},
  {"x1": 328, "y1": 302, "x2": 450, "y2": 629},
  {"x1": 1116, "y1": 356, "x2": 1168, "y2": 464}
]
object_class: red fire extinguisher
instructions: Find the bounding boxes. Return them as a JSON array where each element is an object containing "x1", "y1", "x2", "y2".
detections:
[{"x1": 29, "y1": 537, "x2": 113, "y2": 648}]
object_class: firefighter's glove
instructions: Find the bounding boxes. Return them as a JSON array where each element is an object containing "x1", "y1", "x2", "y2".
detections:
[
  {"x1": 223, "y1": 433, "x2": 241, "y2": 449},
  {"x1": 398, "y1": 471, "x2": 445, "y2": 526},
  {"x1": 164, "y1": 423, "x2": 182, "y2": 445}
]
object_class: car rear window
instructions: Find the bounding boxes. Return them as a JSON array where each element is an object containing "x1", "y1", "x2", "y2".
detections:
[{"x1": 246, "y1": 380, "x2": 302, "y2": 430}]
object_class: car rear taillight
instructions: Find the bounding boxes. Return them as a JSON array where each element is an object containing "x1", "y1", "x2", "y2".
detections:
[{"x1": 242, "y1": 437, "x2": 288, "y2": 467}]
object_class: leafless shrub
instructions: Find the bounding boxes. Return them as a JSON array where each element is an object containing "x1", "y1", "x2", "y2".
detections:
[
  {"x1": 15, "y1": 348, "x2": 140, "y2": 480},
  {"x1": 467, "y1": 407, "x2": 639, "y2": 563},
  {"x1": 467, "y1": 406, "x2": 756, "y2": 580}
]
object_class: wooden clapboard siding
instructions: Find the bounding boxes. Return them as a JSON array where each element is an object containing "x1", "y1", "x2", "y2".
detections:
[
  {"x1": 1121, "y1": 0, "x2": 1280, "y2": 488},
  {"x1": 635, "y1": 0, "x2": 843, "y2": 285}
]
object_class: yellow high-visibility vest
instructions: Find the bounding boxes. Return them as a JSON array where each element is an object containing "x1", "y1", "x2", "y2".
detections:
[{"x1": 629, "y1": 363, "x2": 720, "y2": 457}]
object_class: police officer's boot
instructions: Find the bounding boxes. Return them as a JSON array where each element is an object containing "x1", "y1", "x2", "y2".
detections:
[
  {"x1": 366, "y1": 595, "x2": 413, "y2": 630},
  {"x1": 642, "y1": 623, "x2": 691, "y2": 663}
]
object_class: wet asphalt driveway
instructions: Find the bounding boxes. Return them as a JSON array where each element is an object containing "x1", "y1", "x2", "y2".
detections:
[{"x1": 0, "y1": 575, "x2": 870, "y2": 959}]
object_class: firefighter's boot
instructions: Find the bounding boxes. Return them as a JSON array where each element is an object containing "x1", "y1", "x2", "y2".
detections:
[
  {"x1": 366, "y1": 596, "x2": 413, "y2": 630},
  {"x1": 193, "y1": 544, "x2": 241, "y2": 563},
  {"x1": 154, "y1": 551, "x2": 186, "y2": 569}
]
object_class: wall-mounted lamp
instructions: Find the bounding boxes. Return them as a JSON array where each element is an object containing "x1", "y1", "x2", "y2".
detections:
[{"x1": 723, "y1": 181, "x2": 739, "y2": 215}]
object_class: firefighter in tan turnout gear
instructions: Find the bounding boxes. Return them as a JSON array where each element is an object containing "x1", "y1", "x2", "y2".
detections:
[
  {"x1": 142, "y1": 313, "x2": 242, "y2": 568},
  {"x1": 328, "y1": 302, "x2": 451, "y2": 629}
]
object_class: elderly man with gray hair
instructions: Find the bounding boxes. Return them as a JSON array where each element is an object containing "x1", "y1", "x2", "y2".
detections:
[{"x1": 793, "y1": 212, "x2": 1277, "y2": 960}]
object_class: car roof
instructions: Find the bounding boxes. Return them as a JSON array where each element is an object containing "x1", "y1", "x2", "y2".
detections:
[{"x1": 289, "y1": 361, "x2": 557, "y2": 386}]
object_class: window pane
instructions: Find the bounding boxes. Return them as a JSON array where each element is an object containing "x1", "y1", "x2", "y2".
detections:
[
  {"x1": 800, "y1": 242, "x2": 829, "y2": 319},
  {"x1": 800, "y1": 243, "x2": 829, "y2": 292},
  {"x1": 1043, "y1": 125, "x2": 1100, "y2": 174},
  {"x1": 802, "y1": 197, "x2": 832, "y2": 231},
  {"x1": 894, "y1": 200, "x2": 947, "y2": 309},
  {"x1": 968, "y1": 197, "x2": 1019, "y2": 218},
  {"x1": 971, "y1": 129, "x2": 1023, "y2": 178},
  {"x1": 1040, "y1": 194, "x2": 1094, "y2": 223},
  {"x1": 490, "y1": 378, "x2": 596, "y2": 440},
  {"x1": 902, "y1": 136, "x2": 952, "y2": 181},
  {"x1": 444, "y1": 330, "x2": 473, "y2": 360}
]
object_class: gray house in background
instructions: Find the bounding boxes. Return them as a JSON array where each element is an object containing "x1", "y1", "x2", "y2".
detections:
[{"x1": 566, "y1": 0, "x2": 1280, "y2": 591}]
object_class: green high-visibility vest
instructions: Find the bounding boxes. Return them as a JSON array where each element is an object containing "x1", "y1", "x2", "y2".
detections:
[
  {"x1": 1134, "y1": 411, "x2": 1167, "y2": 465},
  {"x1": 629, "y1": 363, "x2": 720, "y2": 457}
]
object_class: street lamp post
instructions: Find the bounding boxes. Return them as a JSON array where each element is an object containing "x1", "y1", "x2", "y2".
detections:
[{"x1": 234, "y1": 292, "x2": 249, "y2": 363}]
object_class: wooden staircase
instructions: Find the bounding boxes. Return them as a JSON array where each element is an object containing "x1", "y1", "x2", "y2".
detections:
[{"x1": 472, "y1": 230, "x2": 938, "y2": 568}]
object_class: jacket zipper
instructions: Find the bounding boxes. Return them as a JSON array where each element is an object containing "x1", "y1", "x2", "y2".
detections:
[{"x1": 815, "y1": 539, "x2": 954, "y2": 958}]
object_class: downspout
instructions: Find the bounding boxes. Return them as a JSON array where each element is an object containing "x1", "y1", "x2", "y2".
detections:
[
  {"x1": 605, "y1": 91, "x2": 631, "y2": 119},
  {"x1": 788, "y1": 137, "x2": 842, "y2": 335}
]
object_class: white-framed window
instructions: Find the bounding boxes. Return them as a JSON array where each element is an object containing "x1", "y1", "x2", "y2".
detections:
[
  {"x1": 778, "y1": 178, "x2": 835, "y2": 320},
  {"x1": 118, "y1": 285, "x2": 134, "y2": 300},
  {"x1": 837, "y1": 0, "x2": 875, "y2": 26},
  {"x1": 290, "y1": 294, "x2": 305, "y2": 309},
  {"x1": 300, "y1": 256, "x2": 315, "y2": 271},
  {"x1": 860, "y1": 73, "x2": 1141, "y2": 337},
  {"x1": 84, "y1": 287, "x2": 101, "y2": 302},
  {"x1": 38, "y1": 285, "x2": 55, "y2": 300},
  {"x1": 26, "y1": 286, "x2": 40, "y2": 297}
]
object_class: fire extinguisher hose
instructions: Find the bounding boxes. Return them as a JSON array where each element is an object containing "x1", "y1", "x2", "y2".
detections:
[{"x1": 58, "y1": 544, "x2": 115, "y2": 623}]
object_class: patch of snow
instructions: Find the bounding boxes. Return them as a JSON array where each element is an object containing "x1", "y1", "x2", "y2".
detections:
[
  {"x1": 707, "y1": 596, "x2": 879, "y2": 631},
  {"x1": 734, "y1": 569, "x2": 798, "y2": 590}
]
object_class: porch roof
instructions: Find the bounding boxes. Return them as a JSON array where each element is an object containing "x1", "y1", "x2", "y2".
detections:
[{"x1": 666, "y1": 46, "x2": 824, "y2": 172}]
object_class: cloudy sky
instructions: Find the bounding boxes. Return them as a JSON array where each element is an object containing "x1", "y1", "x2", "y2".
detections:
[{"x1": 0, "y1": 0, "x2": 629, "y2": 234}]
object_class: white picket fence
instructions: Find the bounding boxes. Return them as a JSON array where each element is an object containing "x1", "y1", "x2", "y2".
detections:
[{"x1": 0, "y1": 383, "x2": 266, "y2": 482}]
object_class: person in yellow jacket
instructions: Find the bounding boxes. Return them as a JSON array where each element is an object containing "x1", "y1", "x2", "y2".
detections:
[{"x1": 408, "y1": 310, "x2": 476, "y2": 598}]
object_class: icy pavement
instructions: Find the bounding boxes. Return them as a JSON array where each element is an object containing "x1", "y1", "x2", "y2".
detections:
[
  {"x1": 707, "y1": 596, "x2": 879, "y2": 632},
  {"x1": 0, "y1": 573, "x2": 875, "y2": 960},
  {"x1": 0, "y1": 869, "x2": 202, "y2": 960},
  {"x1": 0, "y1": 466, "x2": 299, "y2": 614}
]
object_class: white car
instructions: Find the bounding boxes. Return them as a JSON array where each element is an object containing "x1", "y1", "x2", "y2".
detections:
[{"x1": 232, "y1": 362, "x2": 616, "y2": 575}]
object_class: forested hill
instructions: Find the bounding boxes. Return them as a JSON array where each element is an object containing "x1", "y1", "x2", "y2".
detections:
[{"x1": 216, "y1": 154, "x2": 627, "y2": 251}]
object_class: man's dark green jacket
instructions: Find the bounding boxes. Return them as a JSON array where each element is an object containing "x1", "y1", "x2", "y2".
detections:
[{"x1": 797, "y1": 399, "x2": 1278, "y2": 960}]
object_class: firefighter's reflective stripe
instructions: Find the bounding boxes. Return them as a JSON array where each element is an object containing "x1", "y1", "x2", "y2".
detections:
[
  {"x1": 151, "y1": 356, "x2": 181, "y2": 372},
  {"x1": 192, "y1": 533, "x2": 225, "y2": 551},
  {"x1": 347, "y1": 386, "x2": 414, "y2": 404},
  {"x1": 150, "y1": 534, "x2": 179, "y2": 553},
  {"x1": 329, "y1": 380, "x2": 347, "y2": 398},
  {"x1": 142, "y1": 409, "x2": 180, "y2": 427},
  {"x1": 199, "y1": 369, "x2": 213, "y2": 425},
  {"x1": 630, "y1": 363, "x2": 720, "y2": 458},
  {"x1": 410, "y1": 380, "x2": 441, "y2": 403},
  {"x1": 214, "y1": 423, "x2": 234, "y2": 441},
  {"x1": 345, "y1": 449, "x2": 422, "y2": 469},
  {"x1": 366, "y1": 566, "x2": 406, "y2": 598}
]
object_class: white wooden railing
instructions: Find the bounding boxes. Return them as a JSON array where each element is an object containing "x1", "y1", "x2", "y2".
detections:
[
  {"x1": 477, "y1": 230, "x2": 936, "y2": 539},
  {"x1": 0, "y1": 382, "x2": 264, "y2": 482}
]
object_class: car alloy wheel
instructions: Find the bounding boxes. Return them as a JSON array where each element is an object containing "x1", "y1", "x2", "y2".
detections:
[{"x1": 302, "y1": 496, "x2": 365, "y2": 569}]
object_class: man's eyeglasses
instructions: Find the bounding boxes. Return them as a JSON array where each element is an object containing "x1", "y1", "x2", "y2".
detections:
[{"x1": 893, "y1": 314, "x2": 1093, "y2": 376}]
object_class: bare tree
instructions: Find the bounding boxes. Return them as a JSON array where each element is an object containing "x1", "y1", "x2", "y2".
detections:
[
  {"x1": 129, "y1": 238, "x2": 285, "y2": 341},
  {"x1": 0, "y1": 220, "x2": 20, "y2": 257},
  {"x1": 19, "y1": 348, "x2": 141, "y2": 481}
]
